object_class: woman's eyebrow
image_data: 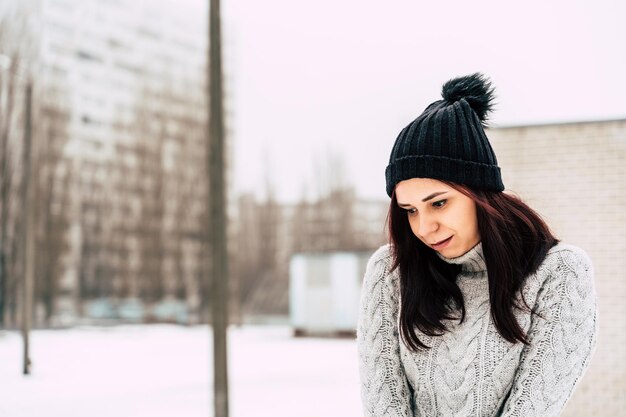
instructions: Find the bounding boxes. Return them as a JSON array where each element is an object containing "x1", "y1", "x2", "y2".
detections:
[
  {"x1": 397, "y1": 191, "x2": 448, "y2": 207},
  {"x1": 421, "y1": 191, "x2": 448, "y2": 202}
]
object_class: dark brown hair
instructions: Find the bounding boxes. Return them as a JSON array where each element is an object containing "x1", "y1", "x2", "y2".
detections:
[{"x1": 387, "y1": 181, "x2": 558, "y2": 351}]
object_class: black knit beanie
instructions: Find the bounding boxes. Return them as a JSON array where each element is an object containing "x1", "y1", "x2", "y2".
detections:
[{"x1": 385, "y1": 73, "x2": 504, "y2": 197}]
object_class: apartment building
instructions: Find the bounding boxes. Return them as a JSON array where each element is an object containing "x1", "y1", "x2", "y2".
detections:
[{"x1": 36, "y1": 0, "x2": 214, "y2": 323}]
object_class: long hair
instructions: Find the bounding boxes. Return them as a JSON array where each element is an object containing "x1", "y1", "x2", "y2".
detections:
[{"x1": 387, "y1": 182, "x2": 559, "y2": 351}]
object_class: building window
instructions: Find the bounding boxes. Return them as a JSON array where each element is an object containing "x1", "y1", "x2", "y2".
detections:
[{"x1": 76, "y1": 50, "x2": 103, "y2": 63}]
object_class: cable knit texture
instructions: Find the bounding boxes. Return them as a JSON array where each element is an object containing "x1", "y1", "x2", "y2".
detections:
[{"x1": 357, "y1": 242, "x2": 598, "y2": 417}]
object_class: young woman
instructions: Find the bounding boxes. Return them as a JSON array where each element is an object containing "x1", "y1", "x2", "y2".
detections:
[{"x1": 357, "y1": 73, "x2": 598, "y2": 417}]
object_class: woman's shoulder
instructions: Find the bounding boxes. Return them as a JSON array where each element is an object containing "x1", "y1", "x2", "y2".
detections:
[
  {"x1": 520, "y1": 242, "x2": 595, "y2": 311},
  {"x1": 543, "y1": 242, "x2": 593, "y2": 272},
  {"x1": 360, "y1": 244, "x2": 398, "y2": 308},
  {"x1": 527, "y1": 242, "x2": 595, "y2": 295},
  {"x1": 362, "y1": 244, "x2": 397, "y2": 285},
  {"x1": 367, "y1": 243, "x2": 393, "y2": 267}
]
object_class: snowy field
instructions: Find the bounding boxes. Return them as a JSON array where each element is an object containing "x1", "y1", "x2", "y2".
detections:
[{"x1": 0, "y1": 325, "x2": 363, "y2": 417}]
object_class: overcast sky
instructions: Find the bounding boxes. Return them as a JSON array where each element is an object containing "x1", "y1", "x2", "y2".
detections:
[{"x1": 222, "y1": 0, "x2": 625, "y2": 203}]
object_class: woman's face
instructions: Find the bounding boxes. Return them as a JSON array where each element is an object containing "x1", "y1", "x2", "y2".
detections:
[{"x1": 394, "y1": 178, "x2": 480, "y2": 258}]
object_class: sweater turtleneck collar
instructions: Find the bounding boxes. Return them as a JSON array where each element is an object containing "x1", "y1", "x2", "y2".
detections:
[{"x1": 436, "y1": 241, "x2": 487, "y2": 274}]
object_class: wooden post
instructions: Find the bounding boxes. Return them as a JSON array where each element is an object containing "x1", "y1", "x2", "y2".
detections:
[
  {"x1": 21, "y1": 80, "x2": 34, "y2": 375},
  {"x1": 207, "y1": 0, "x2": 229, "y2": 416}
]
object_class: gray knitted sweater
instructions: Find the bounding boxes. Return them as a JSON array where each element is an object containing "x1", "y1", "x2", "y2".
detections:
[{"x1": 357, "y1": 241, "x2": 598, "y2": 417}]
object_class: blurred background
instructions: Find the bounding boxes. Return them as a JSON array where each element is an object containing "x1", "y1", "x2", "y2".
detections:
[{"x1": 0, "y1": 0, "x2": 624, "y2": 416}]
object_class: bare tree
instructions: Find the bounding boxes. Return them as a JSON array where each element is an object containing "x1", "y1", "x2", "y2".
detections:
[
  {"x1": 0, "y1": 1, "x2": 38, "y2": 327},
  {"x1": 291, "y1": 148, "x2": 359, "y2": 253},
  {"x1": 132, "y1": 82, "x2": 208, "y2": 316},
  {"x1": 230, "y1": 149, "x2": 288, "y2": 317},
  {"x1": 33, "y1": 76, "x2": 73, "y2": 324},
  {"x1": 134, "y1": 96, "x2": 167, "y2": 306}
]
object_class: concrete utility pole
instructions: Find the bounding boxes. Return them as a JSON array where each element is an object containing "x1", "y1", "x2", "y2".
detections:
[
  {"x1": 207, "y1": 0, "x2": 229, "y2": 416},
  {"x1": 20, "y1": 80, "x2": 34, "y2": 375}
]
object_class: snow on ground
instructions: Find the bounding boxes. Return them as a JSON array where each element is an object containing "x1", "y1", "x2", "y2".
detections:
[{"x1": 0, "y1": 325, "x2": 363, "y2": 417}]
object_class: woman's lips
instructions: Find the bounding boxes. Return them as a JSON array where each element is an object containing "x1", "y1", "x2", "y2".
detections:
[{"x1": 431, "y1": 236, "x2": 453, "y2": 250}]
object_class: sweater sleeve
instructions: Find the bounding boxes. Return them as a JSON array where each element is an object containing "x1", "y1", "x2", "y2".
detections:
[
  {"x1": 499, "y1": 246, "x2": 599, "y2": 417},
  {"x1": 356, "y1": 245, "x2": 414, "y2": 417}
]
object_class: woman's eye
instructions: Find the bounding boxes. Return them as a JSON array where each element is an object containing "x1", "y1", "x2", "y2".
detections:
[
  {"x1": 432, "y1": 199, "x2": 447, "y2": 208},
  {"x1": 406, "y1": 208, "x2": 417, "y2": 215}
]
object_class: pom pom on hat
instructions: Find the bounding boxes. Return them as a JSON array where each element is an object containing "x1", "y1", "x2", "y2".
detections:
[{"x1": 441, "y1": 72, "x2": 496, "y2": 126}]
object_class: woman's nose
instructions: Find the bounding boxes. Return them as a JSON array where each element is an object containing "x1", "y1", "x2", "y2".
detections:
[{"x1": 417, "y1": 212, "x2": 439, "y2": 237}]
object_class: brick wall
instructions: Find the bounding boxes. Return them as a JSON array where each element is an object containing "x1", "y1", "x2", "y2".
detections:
[{"x1": 488, "y1": 119, "x2": 626, "y2": 416}]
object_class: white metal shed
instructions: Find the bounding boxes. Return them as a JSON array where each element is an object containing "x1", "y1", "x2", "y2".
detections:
[{"x1": 289, "y1": 250, "x2": 373, "y2": 336}]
